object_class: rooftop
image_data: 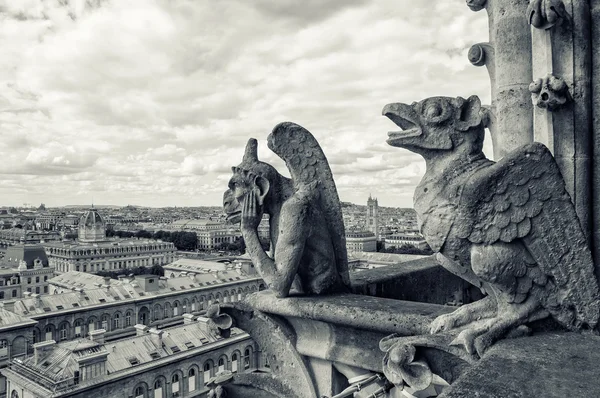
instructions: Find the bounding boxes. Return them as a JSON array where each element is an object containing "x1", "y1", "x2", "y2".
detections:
[
  {"x1": 22, "y1": 272, "x2": 258, "y2": 316},
  {"x1": 12, "y1": 320, "x2": 247, "y2": 388}
]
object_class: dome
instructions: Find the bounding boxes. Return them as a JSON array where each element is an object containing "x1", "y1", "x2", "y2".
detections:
[{"x1": 78, "y1": 209, "x2": 106, "y2": 243}]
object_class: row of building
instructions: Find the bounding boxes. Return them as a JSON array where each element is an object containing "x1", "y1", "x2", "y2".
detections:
[{"x1": 0, "y1": 256, "x2": 265, "y2": 397}]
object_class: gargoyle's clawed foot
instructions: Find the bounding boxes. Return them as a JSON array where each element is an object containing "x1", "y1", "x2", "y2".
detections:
[
  {"x1": 430, "y1": 296, "x2": 496, "y2": 334},
  {"x1": 430, "y1": 312, "x2": 460, "y2": 334},
  {"x1": 449, "y1": 328, "x2": 478, "y2": 355}
]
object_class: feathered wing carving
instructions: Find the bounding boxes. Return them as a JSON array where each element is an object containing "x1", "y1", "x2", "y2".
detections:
[
  {"x1": 456, "y1": 143, "x2": 600, "y2": 329},
  {"x1": 268, "y1": 122, "x2": 350, "y2": 288}
]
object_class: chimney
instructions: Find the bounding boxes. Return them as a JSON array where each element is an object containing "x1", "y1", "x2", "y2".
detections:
[
  {"x1": 32, "y1": 293, "x2": 42, "y2": 308},
  {"x1": 2, "y1": 300, "x2": 15, "y2": 312},
  {"x1": 117, "y1": 275, "x2": 127, "y2": 282},
  {"x1": 77, "y1": 288, "x2": 85, "y2": 298},
  {"x1": 104, "y1": 276, "x2": 111, "y2": 286},
  {"x1": 88, "y1": 329, "x2": 106, "y2": 344},
  {"x1": 182, "y1": 314, "x2": 196, "y2": 324},
  {"x1": 33, "y1": 340, "x2": 56, "y2": 365},
  {"x1": 148, "y1": 328, "x2": 163, "y2": 347},
  {"x1": 134, "y1": 324, "x2": 148, "y2": 336}
]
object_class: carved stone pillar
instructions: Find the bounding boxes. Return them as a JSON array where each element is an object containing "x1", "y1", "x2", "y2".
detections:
[
  {"x1": 529, "y1": 0, "x2": 593, "y2": 254},
  {"x1": 591, "y1": 0, "x2": 600, "y2": 275},
  {"x1": 468, "y1": 0, "x2": 534, "y2": 160}
]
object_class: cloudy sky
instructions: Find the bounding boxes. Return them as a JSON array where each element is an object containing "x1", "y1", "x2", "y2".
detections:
[{"x1": 0, "y1": 0, "x2": 490, "y2": 208}]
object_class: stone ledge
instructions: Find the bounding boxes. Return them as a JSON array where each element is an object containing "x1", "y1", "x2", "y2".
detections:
[
  {"x1": 440, "y1": 332, "x2": 600, "y2": 398},
  {"x1": 349, "y1": 256, "x2": 484, "y2": 305},
  {"x1": 245, "y1": 290, "x2": 453, "y2": 336}
]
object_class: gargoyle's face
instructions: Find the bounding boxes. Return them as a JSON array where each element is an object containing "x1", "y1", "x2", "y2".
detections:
[
  {"x1": 383, "y1": 96, "x2": 483, "y2": 154},
  {"x1": 223, "y1": 170, "x2": 253, "y2": 224},
  {"x1": 223, "y1": 167, "x2": 271, "y2": 224}
]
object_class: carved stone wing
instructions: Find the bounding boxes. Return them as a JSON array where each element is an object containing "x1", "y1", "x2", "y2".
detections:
[
  {"x1": 456, "y1": 142, "x2": 600, "y2": 329},
  {"x1": 267, "y1": 122, "x2": 350, "y2": 288}
]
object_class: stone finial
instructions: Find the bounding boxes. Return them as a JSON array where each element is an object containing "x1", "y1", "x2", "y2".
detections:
[
  {"x1": 529, "y1": 74, "x2": 572, "y2": 110},
  {"x1": 466, "y1": 0, "x2": 487, "y2": 12},
  {"x1": 527, "y1": 0, "x2": 572, "y2": 30}
]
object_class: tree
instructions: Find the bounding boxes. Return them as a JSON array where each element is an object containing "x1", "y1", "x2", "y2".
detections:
[{"x1": 135, "y1": 230, "x2": 153, "y2": 239}]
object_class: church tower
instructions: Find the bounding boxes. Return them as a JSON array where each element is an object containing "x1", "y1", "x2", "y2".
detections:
[{"x1": 366, "y1": 194, "x2": 379, "y2": 239}]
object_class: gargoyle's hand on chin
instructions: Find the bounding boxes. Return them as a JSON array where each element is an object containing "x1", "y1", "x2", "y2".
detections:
[{"x1": 241, "y1": 188, "x2": 262, "y2": 232}]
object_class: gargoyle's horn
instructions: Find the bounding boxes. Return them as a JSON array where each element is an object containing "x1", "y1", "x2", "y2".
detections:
[{"x1": 243, "y1": 138, "x2": 259, "y2": 162}]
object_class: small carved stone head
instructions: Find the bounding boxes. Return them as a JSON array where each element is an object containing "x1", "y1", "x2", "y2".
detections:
[{"x1": 529, "y1": 74, "x2": 571, "y2": 111}]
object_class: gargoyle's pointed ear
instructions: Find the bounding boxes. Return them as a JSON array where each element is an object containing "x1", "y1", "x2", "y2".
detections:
[
  {"x1": 253, "y1": 175, "x2": 270, "y2": 206},
  {"x1": 454, "y1": 95, "x2": 483, "y2": 131}
]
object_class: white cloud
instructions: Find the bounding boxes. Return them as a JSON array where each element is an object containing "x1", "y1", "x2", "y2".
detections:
[{"x1": 0, "y1": 0, "x2": 490, "y2": 207}]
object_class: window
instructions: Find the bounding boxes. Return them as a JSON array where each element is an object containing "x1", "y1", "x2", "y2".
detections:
[
  {"x1": 244, "y1": 348, "x2": 251, "y2": 370},
  {"x1": 0, "y1": 292, "x2": 3, "y2": 299},
  {"x1": 218, "y1": 357, "x2": 225, "y2": 373},
  {"x1": 45, "y1": 326, "x2": 53, "y2": 341},
  {"x1": 188, "y1": 368, "x2": 196, "y2": 392},
  {"x1": 36, "y1": 286, "x2": 40, "y2": 294},
  {"x1": 203, "y1": 362, "x2": 212, "y2": 381},
  {"x1": 44, "y1": 276, "x2": 48, "y2": 281},
  {"x1": 173, "y1": 303, "x2": 179, "y2": 316},
  {"x1": 231, "y1": 353, "x2": 238, "y2": 373},
  {"x1": 74, "y1": 320, "x2": 82, "y2": 337},
  {"x1": 126, "y1": 312, "x2": 132, "y2": 327},
  {"x1": 27, "y1": 277, "x2": 31, "y2": 284},
  {"x1": 44, "y1": 286, "x2": 48, "y2": 293},
  {"x1": 113, "y1": 313, "x2": 120, "y2": 329},
  {"x1": 153, "y1": 380, "x2": 163, "y2": 398},
  {"x1": 134, "y1": 386, "x2": 145, "y2": 398},
  {"x1": 59, "y1": 323, "x2": 68, "y2": 341},
  {"x1": 172, "y1": 374, "x2": 180, "y2": 395},
  {"x1": 12, "y1": 290, "x2": 16, "y2": 298},
  {"x1": 36, "y1": 276, "x2": 39, "y2": 283},
  {"x1": 0, "y1": 339, "x2": 8, "y2": 358}
]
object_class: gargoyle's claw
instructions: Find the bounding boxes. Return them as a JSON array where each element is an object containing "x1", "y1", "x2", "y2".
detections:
[
  {"x1": 474, "y1": 334, "x2": 493, "y2": 358},
  {"x1": 449, "y1": 329, "x2": 476, "y2": 355},
  {"x1": 430, "y1": 313, "x2": 455, "y2": 334}
]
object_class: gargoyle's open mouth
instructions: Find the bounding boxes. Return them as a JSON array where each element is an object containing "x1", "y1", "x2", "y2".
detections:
[
  {"x1": 382, "y1": 103, "x2": 422, "y2": 146},
  {"x1": 226, "y1": 211, "x2": 242, "y2": 224}
]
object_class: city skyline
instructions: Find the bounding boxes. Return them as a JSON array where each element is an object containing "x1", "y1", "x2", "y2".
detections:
[{"x1": 1, "y1": 0, "x2": 491, "y2": 208}]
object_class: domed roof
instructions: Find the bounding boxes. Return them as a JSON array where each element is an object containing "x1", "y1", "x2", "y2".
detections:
[
  {"x1": 81, "y1": 209, "x2": 104, "y2": 227},
  {"x1": 78, "y1": 208, "x2": 106, "y2": 243}
]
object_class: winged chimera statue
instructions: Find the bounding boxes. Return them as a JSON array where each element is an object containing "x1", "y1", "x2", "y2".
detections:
[
  {"x1": 223, "y1": 122, "x2": 350, "y2": 297},
  {"x1": 382, "y1": 95, "x2": 600, "y2": 357}
]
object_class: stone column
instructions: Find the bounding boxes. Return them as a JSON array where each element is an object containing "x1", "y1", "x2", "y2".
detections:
[
  {"x1": 529, "y1": 0, "x2": 593, "y2": 252},
  {"x1": 468, "y1": 0, "x2": 534, "y2": 160},
  {"x1": 591, "y1": 0, "x2": 600, "y2": 274}
]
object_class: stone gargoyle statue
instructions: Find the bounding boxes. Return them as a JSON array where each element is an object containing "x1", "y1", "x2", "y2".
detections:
[
  {"x1": 381, "y1": 95, "x2": 600, "y2": 359},
  {"x1": 223, "y1": 122, "x2": 350, "y2": 298}
]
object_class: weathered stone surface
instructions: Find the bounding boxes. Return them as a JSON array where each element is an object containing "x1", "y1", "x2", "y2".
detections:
[
  {"x1": 383, "y1": 95, "x2": 600, "y2": 359},
  {"x1": 246, "y1": 290, "x2": 452, "y2": 336},
  {"x1": 350, "y1": 256, "x2": 484, "y2": 305},
  {"x1": 223, "y1": 122, "x2": 350, "y2": 298},
  {"x1": 439, "y1": 332, "x2": 600, "y2": 398}
]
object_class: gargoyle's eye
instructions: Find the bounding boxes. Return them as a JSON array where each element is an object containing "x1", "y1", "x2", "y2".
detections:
[
  {"x1": 421, "y1": 99, "x2": 452, "y2": 124},
  {"x1": 424, "y1": 104, "x2": 442, "y2": 119}
]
